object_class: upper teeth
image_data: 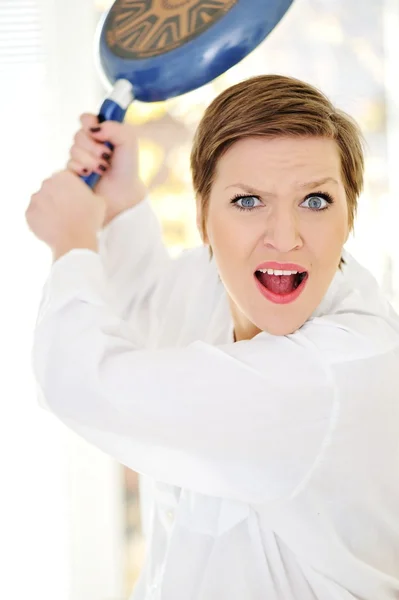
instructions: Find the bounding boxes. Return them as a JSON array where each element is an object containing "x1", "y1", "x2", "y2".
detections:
[{"x1": 258, "y1": 269, "x2": 299, "y2": 275}]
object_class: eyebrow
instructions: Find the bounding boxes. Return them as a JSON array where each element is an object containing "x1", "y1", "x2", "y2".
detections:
[{"x1": 225, "y1": 177, "x2": 339, "y2": 196}]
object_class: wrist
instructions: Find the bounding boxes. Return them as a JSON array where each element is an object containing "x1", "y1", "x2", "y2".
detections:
[
  {"x1": 103, "y1": 181, "x2": 148, "y2": 227},
  {"x1": 52, "y1": 236, "x2": 99, "y2": 262}
]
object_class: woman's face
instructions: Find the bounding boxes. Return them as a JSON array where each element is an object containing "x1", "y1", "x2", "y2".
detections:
[{"x1": 197, "y1": 136, "x2": 349, "y2": 340}]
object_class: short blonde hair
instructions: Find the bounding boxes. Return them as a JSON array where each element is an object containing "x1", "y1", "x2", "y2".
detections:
[{"x1": 190, "y1": 74, "x2": 365, "y2": 260}]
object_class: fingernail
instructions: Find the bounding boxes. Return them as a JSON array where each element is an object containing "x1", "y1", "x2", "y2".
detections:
[
  {"x1": 99, "y1": 164, "x2": 107, "y2": 172},
  {"x1": 102, "y1": 152, "x2": 112, "y2": 161},
  {"x1": 90, "y1": 127, "x2": 102, "y2": 133}
]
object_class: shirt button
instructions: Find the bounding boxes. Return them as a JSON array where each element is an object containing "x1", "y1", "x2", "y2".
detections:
[{"x1": 167, "y1": 510, "x2": 174, "y2": 522}]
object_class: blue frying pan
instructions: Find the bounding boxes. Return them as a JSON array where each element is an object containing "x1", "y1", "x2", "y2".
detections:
[{"x1": 83, "y1": 0, "x2": 294, "y2": 188}]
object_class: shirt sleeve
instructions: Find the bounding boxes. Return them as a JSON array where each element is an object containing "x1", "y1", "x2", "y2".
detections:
[
  {"x1": 96, "y1": 198, "x2": 171, "y2": 346},
  {"x1": 32, "y1": 251, "x2": 340, "y2": 505}
]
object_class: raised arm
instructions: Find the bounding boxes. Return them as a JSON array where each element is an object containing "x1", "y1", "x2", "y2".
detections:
[
  {"x1": 66, "y1": 114, "x2": 176, "y2": 346},
  {"x1": 97, "y1": 198, "x2": 171, "y2": 345}
]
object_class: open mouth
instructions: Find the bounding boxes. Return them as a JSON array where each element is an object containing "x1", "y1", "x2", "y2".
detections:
[
  {"x1": 255, "y1": 270, "x2": 308, "y2": 293},
  {"x1": 254, "y1": 269, "x2": 309, "y2": 304}
]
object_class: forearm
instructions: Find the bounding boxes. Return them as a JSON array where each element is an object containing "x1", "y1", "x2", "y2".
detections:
[{"x1": 97, "y1": 193, "x2": 172, "y2": 344}]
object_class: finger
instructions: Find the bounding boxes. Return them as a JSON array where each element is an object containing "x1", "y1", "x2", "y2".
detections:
[
  {"x1": 70, "y1": 145, "x2": 111, "y2": 174},
  {"x1": 67, "y1": 147, "x2": 110, "y2": 177},
  {"x1": 72, "y1": 129, "x2": 114, "y2": 164},
  {"x1": 67, "y1": 159, "x2": 91, "y2": 177},
  {"x1": 79, "y1": 113, "x2": 100, "y2": 131},
  {"x1": 83, "y1": 119, "x2": 129, "y2": 149}
]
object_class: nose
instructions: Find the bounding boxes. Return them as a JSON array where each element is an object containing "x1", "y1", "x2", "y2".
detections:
[{"x1": 262, "y1": 206, "x2": 303, "y2": 253}]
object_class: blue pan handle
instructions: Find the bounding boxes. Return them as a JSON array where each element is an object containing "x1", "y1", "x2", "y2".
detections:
[{"x1": 81, "y1": 79, "x2": 134, "y2": 189}]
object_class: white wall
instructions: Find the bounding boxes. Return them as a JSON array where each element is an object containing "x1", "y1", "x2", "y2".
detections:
[
  {"x1": 383, "y1": 0, "x2": 399, "y2": 309},
  {"x1": 0, "y1": 1, "x2": 126, "y2": 598}
]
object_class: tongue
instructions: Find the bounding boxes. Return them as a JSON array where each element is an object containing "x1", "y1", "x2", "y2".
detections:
[{"x1": 257, "y1": 273, "x2": 296, "y2": 295}]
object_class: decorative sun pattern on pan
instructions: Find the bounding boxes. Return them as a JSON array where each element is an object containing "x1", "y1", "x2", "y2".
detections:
[{"x1": 105, "y1": 0, "x2": 238, "y2": 59}]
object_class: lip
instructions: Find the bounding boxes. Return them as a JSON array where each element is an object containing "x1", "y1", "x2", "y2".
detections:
[
  {"x1": 255, "y1": 261, "x2": 307, "y2": 273},
  {"x1": 254, "y1": 271, "x2": 309, "y2": 305}
]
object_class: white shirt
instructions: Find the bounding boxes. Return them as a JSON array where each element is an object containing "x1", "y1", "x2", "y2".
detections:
[{"x1": 31, "y1": 199, "x2": 399, "y2": 600}]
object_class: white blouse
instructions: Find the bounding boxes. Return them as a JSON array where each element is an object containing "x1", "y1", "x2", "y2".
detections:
[{"x1": 31, "y1": 199, "x2": 399, "y2": 599}]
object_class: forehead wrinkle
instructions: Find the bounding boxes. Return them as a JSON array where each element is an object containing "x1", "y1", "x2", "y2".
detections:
[
  {"x1": 297, "y1": 177, "x2": 339, "y2": 189},
  {"x1": 225, "y1": 176, "x2": 339, "y2": 197}
]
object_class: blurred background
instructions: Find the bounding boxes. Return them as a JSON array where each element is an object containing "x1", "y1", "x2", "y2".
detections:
[{"x1": 1, "y1": 0, "x2": 399, "y2": 599}]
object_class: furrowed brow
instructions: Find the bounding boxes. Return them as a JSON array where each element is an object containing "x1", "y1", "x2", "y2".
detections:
[
  {"x1": 298, "y1": 177, "x2": 339, "y2": 189},
  {"x1": 225, "y1": 184, "x2": 275, "y2": 197},
  {"x1": 225, "y1": 177, "x2": 338, "y2": 196}
]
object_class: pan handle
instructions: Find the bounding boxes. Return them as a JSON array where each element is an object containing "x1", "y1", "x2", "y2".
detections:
[{"x1": 81, "y1": 79, "x2": 134, "y2": 189}]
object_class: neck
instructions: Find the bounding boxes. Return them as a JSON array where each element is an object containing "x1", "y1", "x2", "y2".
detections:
[{"x1": 229, "y1": 299, "x2": 262, "y2": 342}]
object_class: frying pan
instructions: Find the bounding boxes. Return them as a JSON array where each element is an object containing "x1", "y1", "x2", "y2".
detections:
[{"x1": 82, "y1": 0, "x2": 294, "y2": 188}]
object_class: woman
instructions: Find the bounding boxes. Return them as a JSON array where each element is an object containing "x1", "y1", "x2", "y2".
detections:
[{"x1": 27, "y1": 75, "x2": 399, "y2": 599}]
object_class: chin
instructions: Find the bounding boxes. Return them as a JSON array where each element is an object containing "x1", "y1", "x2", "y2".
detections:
[
  {"x1": 254, "y1": 310, "x2": 310, "y2": 337},
  {"x1": 262, "y1": 321, "x2": 304, "y2": 336}
]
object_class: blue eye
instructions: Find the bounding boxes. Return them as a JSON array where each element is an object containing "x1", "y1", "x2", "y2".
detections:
[
  {"x1": 231, "y1": 191, "x2": 334, "y2": 212},
  {"x1": 232, "y1": 195, "x2": 262, "y2": 211},
  {"x1": 301, "y1": 192, "x2": 334, "y2": 211}
]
